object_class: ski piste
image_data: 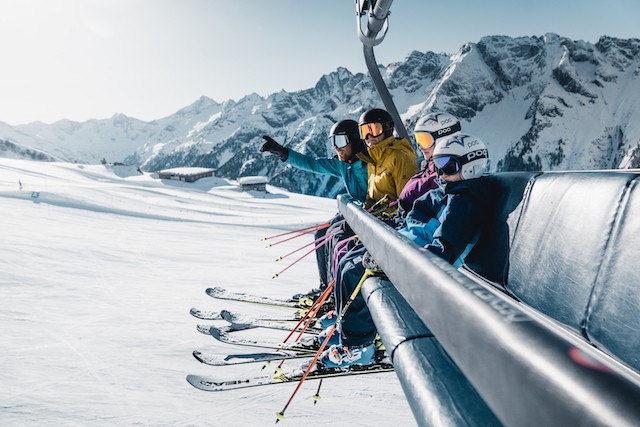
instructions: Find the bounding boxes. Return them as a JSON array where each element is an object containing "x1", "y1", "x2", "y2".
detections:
[
  {"x1": 206, "y1": 287, "x2": 311, "y2": 309},
  {"x1": 186, "y1": 363, "x2": 395, "y2": 392},
  {"x1": 192, "y1": 349, "x2": 312, "y2": 366},
  {"x1": 197, "y1": 324, "x2": 316, "y2": 352}
]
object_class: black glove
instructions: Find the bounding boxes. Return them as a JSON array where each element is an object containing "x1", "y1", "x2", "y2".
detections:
[{"x1": 260, "y1": 135, "x2": 289, "y2": 162}]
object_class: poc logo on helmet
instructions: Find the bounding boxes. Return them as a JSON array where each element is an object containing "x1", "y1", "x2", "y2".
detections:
[
  {"x1": 466, "y1": 148, "x2": 488, "y2": 161},
  {"x1": 440, "y1": 117, "x2": 453, "y2": 125},
  {"x1": 437, "y1": 127, "x2": 451, "y2": 135},
  {"x1": 466, "y1": 138, "x2": 481, "y2": 148}
]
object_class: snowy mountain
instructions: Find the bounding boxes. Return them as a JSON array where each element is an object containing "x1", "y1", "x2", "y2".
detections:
[
  {"x1": 0, "y1": 157, "x2": 415, "y2": 426},
  {"x1": 1, "y1": 34, "x2": 639, "y2": 197}
]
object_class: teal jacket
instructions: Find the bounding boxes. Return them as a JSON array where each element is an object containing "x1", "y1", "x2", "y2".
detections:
[{"x1": 286, "y1": 150, "x2": 368, "y2": 202}]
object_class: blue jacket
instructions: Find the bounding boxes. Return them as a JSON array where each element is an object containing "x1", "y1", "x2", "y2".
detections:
[
  {"x1": 286, "y1": 150, "x2": 368, "y2": 202},
  {"x1": 398, "y1": 176, "x2": 491, "y2": 267}
]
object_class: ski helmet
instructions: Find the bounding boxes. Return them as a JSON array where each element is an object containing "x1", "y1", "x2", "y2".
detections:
[
  {"x1": 358, "y1": 108, "x2": 394, "y2": 140},
  {"x1": 432, "y1": 133, "x2": 489, "y2": 180},
  {"x1": 414, "y1": 112, "x2": 461, "y2": 149},
  {"x1": 329, "y1": 119, "x2": 360, "y2": 149}
]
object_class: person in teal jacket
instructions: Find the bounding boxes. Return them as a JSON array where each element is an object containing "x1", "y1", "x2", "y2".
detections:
[
  {"x1": 260, "y1": 119, "x2": 368, "y2": 202},
  {"x1": 260, "y1": 120, "x2": 368, "y2": 298}
]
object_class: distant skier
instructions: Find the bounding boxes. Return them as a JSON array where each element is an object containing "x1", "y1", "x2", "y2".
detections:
[{"x1": 18, "y1": 180, "x2": 22, "y2": 190}]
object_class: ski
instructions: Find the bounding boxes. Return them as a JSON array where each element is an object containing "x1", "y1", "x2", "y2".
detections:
[
  {"x1": 192, "y1": 349, "x2": 312, "y2": 366},
  {"x1": 186, "y1": 363, "x2": 395, "y2": 392},
  {"x1": 220, "y1": 310, "x2": 321, "y2": 334},
  {"x1": 189, "y1": 308, "x2": 224, "y2": 321},
  {"x1": 205, "y1": 287, "x2": 311, "y2": 309},
  {"x1": 190, "y1": 308, "x2": 303, "y2": 323},
  {"x1": 196, "y1": 324, "x2": 316, "y2": 352}
]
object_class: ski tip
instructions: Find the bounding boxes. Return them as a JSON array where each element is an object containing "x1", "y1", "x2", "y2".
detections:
[
  {"x1": 196, "y1": 324, "x2": 211, "y2": 335},
  {"x1": 208, "y1": 326, "x2": 222, "y2": 339},
  {"x1": 186, "y1": 374, "x2": 200, "y2": 389},
  {"x1": 220, "y1": 309, "x2": 233, "y2": 321},
  {"x1": 192, "y1": 350, "x2": 204, "y2": 363}
]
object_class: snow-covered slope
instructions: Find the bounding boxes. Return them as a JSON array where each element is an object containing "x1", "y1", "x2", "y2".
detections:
[
  {"x1": 2, "y1": 34, "x2": 639, "y2": 197},
  {"x1": 0, "y1": 158, "x2": 414, "y2": 426}
]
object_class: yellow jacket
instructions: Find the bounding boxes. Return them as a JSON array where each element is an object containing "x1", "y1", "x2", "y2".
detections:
[{"x1": 357, "y1": 136, "x2": 418, "y2": 210}]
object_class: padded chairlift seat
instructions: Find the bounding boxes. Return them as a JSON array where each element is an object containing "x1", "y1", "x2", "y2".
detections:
[
  {"x1": 506, "y1": 172, "x2": 638, "y2": 335},
  {"x1": 585, "y1": 177, "x2": 640, "y2": 371}
]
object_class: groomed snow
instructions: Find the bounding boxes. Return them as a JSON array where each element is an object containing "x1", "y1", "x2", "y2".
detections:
[{"x1": 0, "y1": 158, "x2": 415, "y2": 426}]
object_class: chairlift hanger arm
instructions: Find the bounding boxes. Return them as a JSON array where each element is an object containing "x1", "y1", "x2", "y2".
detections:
[
  {"x1": 355, "y1": 0, "x2": 409, "y2": 140},
  {"x1": 356, "y1": 0, "x2": 391, "y2": 47}
]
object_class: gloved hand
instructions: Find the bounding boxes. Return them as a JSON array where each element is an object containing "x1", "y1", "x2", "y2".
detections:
[{"x1": 260, "y1": 135, "x2": 289, "y2": 162}]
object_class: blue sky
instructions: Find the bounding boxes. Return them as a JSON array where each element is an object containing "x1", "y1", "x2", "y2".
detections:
[{"x1": 0, "y1": 0, "x2": 638, "y2": 125}]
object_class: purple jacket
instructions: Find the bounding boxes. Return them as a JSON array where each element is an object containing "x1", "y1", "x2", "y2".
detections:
[{"x1": 398, "y1": 160, "x2": 438, "y2": 213}]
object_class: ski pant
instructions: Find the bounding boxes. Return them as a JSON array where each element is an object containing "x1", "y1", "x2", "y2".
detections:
[
  {"x1": 334, "y1": 243, "x2": 377, "y2": 348},
  {"x1": 315, "y1": 213, "x2": 354, "y2": 291}
]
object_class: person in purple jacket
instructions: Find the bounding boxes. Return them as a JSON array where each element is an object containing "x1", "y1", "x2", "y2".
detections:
[{"x1": 397, "y1": 112, "x2": 462, "y2": 214}]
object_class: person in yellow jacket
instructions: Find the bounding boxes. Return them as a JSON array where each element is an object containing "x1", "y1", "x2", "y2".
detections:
[{"x1": 356, "y1": 108, "x2": 418, "y2": 213}]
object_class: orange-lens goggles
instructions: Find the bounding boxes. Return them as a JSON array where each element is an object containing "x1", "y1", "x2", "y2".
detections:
[
  {"x1": 415, "y1": 132, "x2": 435, "y2": 149},
  {"x1": 359, "y1": 122, "x2": 384, "y2": 139}
]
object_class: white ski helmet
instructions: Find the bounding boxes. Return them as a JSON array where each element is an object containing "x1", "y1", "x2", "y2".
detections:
[
  {"x1": 432, "y1": 133, "x2": 489, "y2": 180},
  {"x1": 413, "y1": 112, "x2": 461, "y2": 149}
]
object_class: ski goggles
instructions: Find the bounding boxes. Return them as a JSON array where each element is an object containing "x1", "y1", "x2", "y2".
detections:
[
  {"x1": 414, "y1": 132, "x2": 436, "y2": 149},
  {"x1": 415, "y1": 122, "x2": 462, "y2": 149},
  {"x1": 331, "y1": 134, "x2": 351, "y2": 148},
  {"x1": 359, "y1": 122, "x2": 385, "y2": 140},
  {"x1": 433, "y1": 149, "x2": 488, "y2": 176},
  {"x1": 433, "y1": 155, "x2": 463, "y2": 176}
]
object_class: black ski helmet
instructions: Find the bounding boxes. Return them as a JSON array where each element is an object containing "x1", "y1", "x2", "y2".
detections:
[
  {"x1": 358, "y1": 108, "x2": 395, "y2": 139},
  {"x1": 329, "y1": 119, "x2": 366, "y2": 156},
  {"x1": 329, "y1": 120, "x2": 360, "y2": 145}
]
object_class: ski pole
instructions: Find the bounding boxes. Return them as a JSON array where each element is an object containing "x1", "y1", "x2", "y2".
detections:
[
  {"x1": 370, "y1": 199, "x2": 398, "y2": 217},
  {"x1": 275, "y1": 269, "x2": 377, "y2": 423},
  {"x1": 365, "y1": 194, "x2": 390, "y2": 213},
  {"x1": 265, "y1": 227, "x2": 324, "y2": 248},
  {"x1": 275, "y1": 227, "x2": 341, "y2": 262},
  {"x1": 273, "y1": 279, "x2": 336, "y2": 350},
  {"x1": 265, "y1": 282, "x2": 336, "y2": 372},
  {"x1": 273, "y1": 280, "x2": 336, "y2": 371},
  {"x1": 272, "y1": 233, "x2": 334, "y2": 279},
  {"x1": 261, "y1": 223, "x2": 329, "y2": 242},
  {"x1": 312, "y1": 379, "x2": 323, "y2": 405}
]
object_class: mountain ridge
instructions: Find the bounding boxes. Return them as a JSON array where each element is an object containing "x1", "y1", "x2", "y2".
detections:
[{"x1": 2, "y1": 33, "x2": 639, "y2": 197}]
